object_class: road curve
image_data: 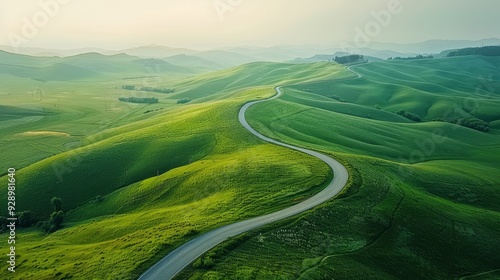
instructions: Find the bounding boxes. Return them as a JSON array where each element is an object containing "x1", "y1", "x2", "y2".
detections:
[{"x1": 139, "y1": 87, "x2": 349, "y2": 280}]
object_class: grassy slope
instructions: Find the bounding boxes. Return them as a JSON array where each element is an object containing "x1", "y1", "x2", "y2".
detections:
[
  {"x1": 177, "y1": 57, "x2": 500, "y2": 279},
  {"x1": 0, "y1": 62, "x2": 349, "y2": 279}
]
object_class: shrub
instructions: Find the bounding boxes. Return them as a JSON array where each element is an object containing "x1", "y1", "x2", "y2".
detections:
[
  {"x1": 334, "y1": 54, "x2": 364, "y2": 64},
  {"x1": 119, "y1": 97, "x2": 158, "y2": 104},
  {"x1": 433, "y1": 117, "x2": 489, "y2": 132},
  {"x1": 177, "y1": 98, "x2": 192, "y2": 104},
  {"x1": 18, "y1": 211, "x2": 35, "y2": 227},
  {"x1": 48, "y1": 211, "x2": 64, "y2": 233},
  {"x1": 140, "y1": 87, "x2": 175, "y2": 94},
  {"x1": 395, "y1": 110, "x2": 422, "y2": 122},
  {"x1": 51, "y1": 197, "x2": 63, "y2": 212}
]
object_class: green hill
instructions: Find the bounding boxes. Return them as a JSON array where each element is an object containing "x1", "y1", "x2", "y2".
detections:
[
  {"x1": 0, "y1": 50, "x2": 195, "y2": 81},
  {"x1": 0, "y1": 60, "x2": 348, "y2": 279},
  {"x1": 163, "y1": 54, "x2": 224, "y2": 71},
  {"x1": 0, "y1": 53, "x2": 499, "y2": 279},
  {"x1": 177, "y1": 56, "x2": 500, "y2": 279}
]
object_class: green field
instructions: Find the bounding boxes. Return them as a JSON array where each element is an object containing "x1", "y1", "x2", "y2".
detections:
[
  {"x1": 0, "y1": 53, "x2": 349, "y2": 279},
  {"x1": 0, "y1": 51, "x2": 499, "y2": 279},
  {"x1": 177, "y1": 56, "x2": 500, "y2": 279}
]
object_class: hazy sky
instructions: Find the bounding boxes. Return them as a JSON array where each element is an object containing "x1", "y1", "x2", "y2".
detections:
[{"x1": 1, "y1": 0, "x2": 499, "y2": 50}]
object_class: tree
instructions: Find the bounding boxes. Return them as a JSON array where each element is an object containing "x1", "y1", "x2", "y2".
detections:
[
  {"x1": 140, "y1": 87, "x2": 175, "y2": 94},
  {"x1": 177, "y1": 98, "x2": 192, "y2": 104},
  {"x1": 334, "y1": 54, "x2": 364, "y2": 64},
  {"x1": 51, "y1": 197, "x2": 63, "y2": 212},
  {"x1": 18, "y1": 211, "x2": 35, "y2": 227},
  {"x1": 118, "y1": 97, "x2": 158, "y2": 104},
  {"x1": 396, "y1": 109, "x2": 422, "y2": 122},
  {"x1": 390, "y1": 54, "x2": 434, "y2": 60},
  {"x1": 48, "y1": 211, "x2": 64, "y2": 233},
  {"x1": 447, "y1": 45, "x2": 500, "y2": 57}
]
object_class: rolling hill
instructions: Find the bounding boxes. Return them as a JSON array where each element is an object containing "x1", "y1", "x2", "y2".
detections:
[
  {"x1": 0, "y1": 50, "x2": 196, "y2": 81},
  {"x1": 0, "y1": 59, "x2": 351, "y2": 279},
  {"x1": 176, "y1": 55, "x2": 500, "y2": 279},
  {"x1": 0, "y1": 50, "x2": 499, "y2": 279}
]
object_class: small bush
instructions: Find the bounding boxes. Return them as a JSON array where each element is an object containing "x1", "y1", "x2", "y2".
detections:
[
  {"x1": 396, "y1": 109, "x2": 422, "y2": 122},
  {"x1": 119, "y1": 97, "x2": 158, "y2": 104},
  {"x1": 18, "y1": 211, "x2": 35, "y2": 228},
  {"x1": 433, "y1": 117, "x2": 489, "y2": 132},
  {"x1": 51, "y1": 197, "x2": 63, "y2": 212},
  {"x1": 177, "y1": 98, "x2": 192, "y2": 104}
]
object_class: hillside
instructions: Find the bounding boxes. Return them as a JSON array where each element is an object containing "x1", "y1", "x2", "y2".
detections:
[
  {"x1": 0, "y1": 53, "x2": 499, "y2": 279},
  {"x1": 0, "y1": 60, "x2": 351, "y2": 279},
  {"x1": 176, "y1": 55, "x2": 500, "y2": 279},
  {"x1": 0, "y1": 50, "x2": 196, "y2": 81}
]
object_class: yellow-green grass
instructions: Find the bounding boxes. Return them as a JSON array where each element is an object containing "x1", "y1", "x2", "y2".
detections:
[
  {"x1": 179, "y1": 57, "x2": 500, "y2": 279},
  {"x1": 0, "y1": 89, "x2": 330, "y2": 280},
  {"x1": 0, "y1": 62, "x2": 352, "y2": 171},
  {"x1": 0, "y1": 62, "x2": 350, "y2": 279},
  {"x1": 167, "y1": 61, "x2": 355, "y2": 102},
  {"x1": 178, "y1": 154, "x2": 500, "y2": 279}
]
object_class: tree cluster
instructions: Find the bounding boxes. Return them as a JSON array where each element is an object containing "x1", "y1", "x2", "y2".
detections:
[
  {"x1": 334, "y1": 54, "x2": 364, "y2": 64},
  {"x1": 144, "y1": 108, "x2": 164, "y2": 114},
  {"x1": 119, "y1": 97, "x2": 158, "y2": 104},
  {"x1": 0, "y1": 211, "x2": 35, "y2": 231},
  {"x1": 396, "y1": 109, "x2": 422, "y2": 122},
  {"x1": 447, "y1": 46, "x2": 500, "y2": 57},
  {"x1": 38, "y1": 197, "x2": 64, "y2": 233},
  {"x1": 433, "y1": 118, "x2": 489, "y2": 132},
  {"x1": 0, "y1": 197, "x2": 65, "y2": 233},
  {"x1": 121, "y1": 85, "x2": 175, "y2": 94},
  {"x1": 140, "y1": 87, "x2": 175, "y2": 94},
  {"x1": 177, "y1": 98, "x2": 192, "y2": 104},
  {"x1": 389, "y1": 54, "x2": 434, "y2": 60},
  {"x1": 122, "y1": 85, "x2": 135, "y2": 90},
  {"x1": 122, "y1": 76, "x2": 157, "y2": 80}
]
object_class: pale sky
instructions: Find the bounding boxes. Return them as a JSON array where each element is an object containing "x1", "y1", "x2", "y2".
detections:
[{"x1": 1, "y1": 0, "x2": 499, "y2": 50}]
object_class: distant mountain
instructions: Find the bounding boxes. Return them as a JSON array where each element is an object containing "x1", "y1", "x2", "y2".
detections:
[
  {"x1": 118, "y1": 45, "x2": 196, "y2": 58},
  {"x1": 0, "y1": 50, "x2": 60, "y2": 66},
  {"x1": 366, "y1": 38, "x2": 500, "y2": 55},
  {"x1": 0, "y1": 51, "x2": 99, "y2": 81},
  {"x1": 0, "y1": 44, "x2": 330, "y2": 67},
  {"x1": 193, "y1": 50, "x2": 259, "y2": 68},
  {"x1": 291, "y1": 52, "x2": 384, "y2": 64},
  {"x1": 0, "y1": 45, "x2": 115, "y2": 57},
  {"x1": 321, "y1": 39, "x2": 500, "y2": 59},
  {"x1": 224, "y1": 45, "x2": 327, "y2": 62},
  {"x1": 0, "y1": 50, "x2": 195, "y2": 81},
  {"x1": 290, "y1": 54, "x2": 345, "y2": 63},
  {"x1": 2, "y1": 39, "x2": 499, "y2": 69},
  {"x1": 442, "y1": 45, "x2": 500, "y2": 58},
  {"x1": 323, "y1": 47, "x2": 413, "y2": 60},
  {"x1": 163, "y1": 54, "x2": 224, "y2": 71},
  {"x1": 131, "y1": 57, "x2": 195, "y2": 73}
]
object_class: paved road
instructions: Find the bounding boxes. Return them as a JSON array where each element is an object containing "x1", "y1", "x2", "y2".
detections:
[{"x1": 138, "y1": 87, "x2": 349, "y2": 280}]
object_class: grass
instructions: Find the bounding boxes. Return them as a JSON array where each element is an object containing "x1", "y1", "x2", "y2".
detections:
[
  {"x1": 178, "y1": 56, "x2": 500, "y2": 279},
  {"x1": 1, "y1": 54, "x2": 499, "y2": 279},
  {"x1": 0, "y1": 61, "x2": 350, "y2": 279}
]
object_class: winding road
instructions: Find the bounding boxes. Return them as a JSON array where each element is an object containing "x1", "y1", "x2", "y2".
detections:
[{"x1": 139, "y1": 86, "x2": 350, "y2": 280}]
